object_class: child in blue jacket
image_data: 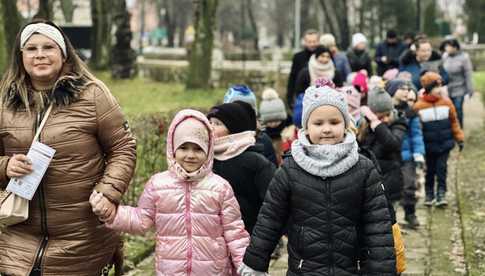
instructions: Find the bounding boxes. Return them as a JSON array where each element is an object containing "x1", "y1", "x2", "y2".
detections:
[{"x1": 385, "y1": 79, "x2": 425, "y2": 228}]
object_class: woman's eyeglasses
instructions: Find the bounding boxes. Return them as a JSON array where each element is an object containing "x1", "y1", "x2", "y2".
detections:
[{"x1": 21, "y1": 44, "x2": 59, "y2": 58}]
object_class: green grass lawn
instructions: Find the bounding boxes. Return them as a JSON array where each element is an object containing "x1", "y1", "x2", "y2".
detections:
[
  {"x1": 473, "y1": 71, "x2": 485, "y2": 104},
  {"x1": 96, "y1": 71, "x2": 225, "y2": 116}
]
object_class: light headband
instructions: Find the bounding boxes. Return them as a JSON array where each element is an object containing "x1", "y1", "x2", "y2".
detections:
[{"x1": 20, "y1": 23, "x2": 67, "y2": 57}]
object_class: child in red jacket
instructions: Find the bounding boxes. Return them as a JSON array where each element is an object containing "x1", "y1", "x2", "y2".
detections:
[{"x1": 414, "y1": 72, "x2": 464, "y2": 207}]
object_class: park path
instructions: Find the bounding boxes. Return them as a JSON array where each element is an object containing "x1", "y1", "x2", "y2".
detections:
[{"x1": 127, "y1": 94, "x2": 484, "y2": 276}]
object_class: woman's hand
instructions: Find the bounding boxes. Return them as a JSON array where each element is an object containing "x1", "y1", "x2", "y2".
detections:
[
  {"x1": 89, "y1": 191, "x2": 117, "y2": 224},
  {"x1": 6, "y1": 154, "x2": 33, "y2": 178}
]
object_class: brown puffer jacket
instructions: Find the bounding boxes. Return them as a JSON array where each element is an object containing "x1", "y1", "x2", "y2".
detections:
[{"x1": 0, "y1": 78, "x2": 136, "y2": 276}]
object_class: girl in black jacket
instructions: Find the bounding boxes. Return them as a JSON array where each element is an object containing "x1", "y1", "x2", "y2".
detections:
[
  {"x1": 239, "y1": 84, "x2": 396, "y2": 276},
  {"x1": 207, "y1": 101, "x2": 276, "y2": 235},
  {"x1": 358, "y1": 87, "x2": 409, "y2": 202}
]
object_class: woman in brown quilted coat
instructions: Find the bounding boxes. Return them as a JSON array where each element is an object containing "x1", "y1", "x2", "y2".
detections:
[{"x1": 0, "y1": 20, "x2": 136, "y2": 276}]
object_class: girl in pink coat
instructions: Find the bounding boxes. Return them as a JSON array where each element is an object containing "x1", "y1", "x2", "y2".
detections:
[{"x1": 90, "y1": 109, "x2": 250, "y2": 276}]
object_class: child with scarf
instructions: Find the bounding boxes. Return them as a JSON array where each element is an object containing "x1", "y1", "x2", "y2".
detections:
[
  {"x1": 259, "y1": 88, "x2": 291, "y2": 165},
  {"x1": 90, "y1": 109, "x2": 249, "y2": 276},
  {"x1": 414, "y1": 72, "x2": 464, "y2": 207},
  {"x1": 224, "y1": 84, "x2": 278, "y2": 166},
  {"x1": 385, "y1": 79, "x2": 425, "y2": 228},
  {"x1": 239, "y1": 84, "x2": 396, "y2": 275},
  {"x1": 208, "y1": 101, "x2": 276, "y2": 235}
]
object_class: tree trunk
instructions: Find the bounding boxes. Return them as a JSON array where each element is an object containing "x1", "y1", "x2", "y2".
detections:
[
  {"x1": 60, "y1": 0, "x2": 76, "y2": 23},
  {"x1": 1, "y1": 0, "x2": 22, "y2": 64},
  {"x1": 319, "y1": 0, "x2": 340, "y2": 46},
  {"x1": 358, "y1": 0, "x2": 365, "y2": 32},
  {"x1": 163, "y1": 0, "x2": 177, "y2": 47},
  {"x1": 186, "y1": 0, "x2": 219, "y2": 89},
  {"x1": 90, "y1": 0, "x2": 113, "y2": 70},
  {"x1": 245, "y1": 0, "x2": 259, "y2": 51},
  {"x1": 111, "y1": 0, "x2": 137, "y2": 79},
  {"x1": 34, "y1": 0, "x2": 53, "y2": 20},
  {"x1": 337, "y1": 0, "x2": 350, "y2": 49}
]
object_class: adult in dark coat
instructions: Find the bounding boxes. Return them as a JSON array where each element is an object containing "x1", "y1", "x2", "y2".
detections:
[
  {"x1": 347, "y1": 33, "x2": 373, "y2": 75},
  {"x1": 375, "y1": 30, "x2": 406, "y2": 76},
  {"x1": 286, "y1": 29, "x2": 320, "y2": 108}
]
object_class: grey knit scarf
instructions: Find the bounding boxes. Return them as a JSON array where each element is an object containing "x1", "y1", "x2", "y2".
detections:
[{"x1": 291, "y1": 129, "x2": 359, "y2": 178}]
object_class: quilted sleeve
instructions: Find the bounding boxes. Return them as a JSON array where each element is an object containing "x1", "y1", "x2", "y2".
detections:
[
  {"x1": 92, "y1": 83, "x2": 137, "y2": 204},
  {"x1": 243, "y1": 166, "x2": 291, "y2": 272},
  {"x1": 220, "y1": 181, "x2": 250, "y2": 269},
  {"x1": 106, "y1": 177, "x2": 157, "y2": 235}
]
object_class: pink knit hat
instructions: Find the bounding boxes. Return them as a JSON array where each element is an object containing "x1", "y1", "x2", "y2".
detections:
[
  {"x1": 173, "y1": 117, "x2": 210, "y2": 154},
  {"x1": 352, "y1": 70, "x2": 368, "y2": 94}
]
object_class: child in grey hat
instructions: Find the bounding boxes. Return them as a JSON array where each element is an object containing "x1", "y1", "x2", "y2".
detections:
[
  {"x1": 259, "y1": 88, "x2": 291, "y2": 165},
  {"x1": 240, "y1": 84, "x2": 396, "y2": 275},
  {"x1": 358, "y1": 86, "x2": 409, "y2": 203}
]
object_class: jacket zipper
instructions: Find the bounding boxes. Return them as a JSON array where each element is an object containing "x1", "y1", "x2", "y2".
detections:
[
  {"x1": 298, "y1": 226, "x2": 304, "y2": 271},
  {"x1": 31, "y1": 110, "x2": 49, "y2": 274},
  {"x1": 185, "y1": 183, "x2": 193, "y2": 275},
  {"x1": 326, "y1": 180, "x2": 335, "y2": 275}
]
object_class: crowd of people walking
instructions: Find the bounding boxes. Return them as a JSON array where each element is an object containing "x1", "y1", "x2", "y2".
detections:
[{"x1": 0, "y1": 19, "x2": 474, "y2": 276}]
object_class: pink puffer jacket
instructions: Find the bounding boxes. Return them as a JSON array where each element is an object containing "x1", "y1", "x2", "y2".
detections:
[{"x1": 108, "y1": 110, "x2": 250, "y2": 275}]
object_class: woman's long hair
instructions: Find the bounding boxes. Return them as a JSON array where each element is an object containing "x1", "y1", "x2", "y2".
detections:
[{"x1": 0, "y1": 19, "x2": 101, "y2": 112}]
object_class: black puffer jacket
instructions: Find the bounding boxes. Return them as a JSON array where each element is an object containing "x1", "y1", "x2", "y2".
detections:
[
  {"x1": 243, "y1": 155, "x2": 396, "y2": 275},
  {"x1": 359, "y1": 115, "x2": 408, "y2": 201},
  {"x1": 213, "y1": 145, "x2": 276, "y2": 234}
]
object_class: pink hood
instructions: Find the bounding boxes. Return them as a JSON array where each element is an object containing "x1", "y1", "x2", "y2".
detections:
[{"x1": 166, "y1": 109, "x2": 214, "y2": 181}]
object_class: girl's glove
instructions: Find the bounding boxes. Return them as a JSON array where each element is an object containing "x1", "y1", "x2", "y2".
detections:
[
  {"x1": 237, "y1": 263, "x2": 268, "y2": 276},
  {"x1": 360, "y1": 106, "x2": 381, "y2": 130},
  {"x1": 413, "y1": 154, "x2": 425, "y2": 168}
]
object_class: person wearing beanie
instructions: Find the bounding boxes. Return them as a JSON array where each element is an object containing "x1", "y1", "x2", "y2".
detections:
[
  {"x1": 385, "y1": 79, "x2": 425, "y2": 228},
  {"x1": 414, "y1": 72, "x2": 464, "y2": 207},
  {"x1": 351, "y1": 69, "x2": 369, "y2": 105},
  {"x1": 223, "y1": 86, "x2": 278, "y2": 165},
  {"x1": 294, "y1": 46, "x2": 344, "y2": 101},
  {"x1": 358, "y1": 86, "x2": 409, "y2": 202},
  {"x1": 287, "y1": 29, "x2": 320, "y2": 109},
  {"x1": 240, "y1": 84, "x2": 397, "y2": 275},
  {"x1": 259, "y1": 88, "x2": 291, "y2": 164},
  {"x1": 224, "y1": 84, "x2": 258, "y2": 111},
  {"x1": 347, "y1": 33, "x2": 373, "y2": 75},
  {"x1": 375, "y1": 30, "x2": 406, "y2": 76},
  {"x1": 320, "y1": 33, "x2": 352, "y2": 80},
  {"x1": 91, "y1": 109, "x2": 250, "y2": 276},
  {"x1": 208, "y1": 102, "x2": 276, "y2": 235},
  {"x1": 259, "y1": 88, "x2": 287, "y2": 125}
]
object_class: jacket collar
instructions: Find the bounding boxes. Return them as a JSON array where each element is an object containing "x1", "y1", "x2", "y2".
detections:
[{"x1": 4, "y1": 74, "x2": 87, "y2": 110}]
